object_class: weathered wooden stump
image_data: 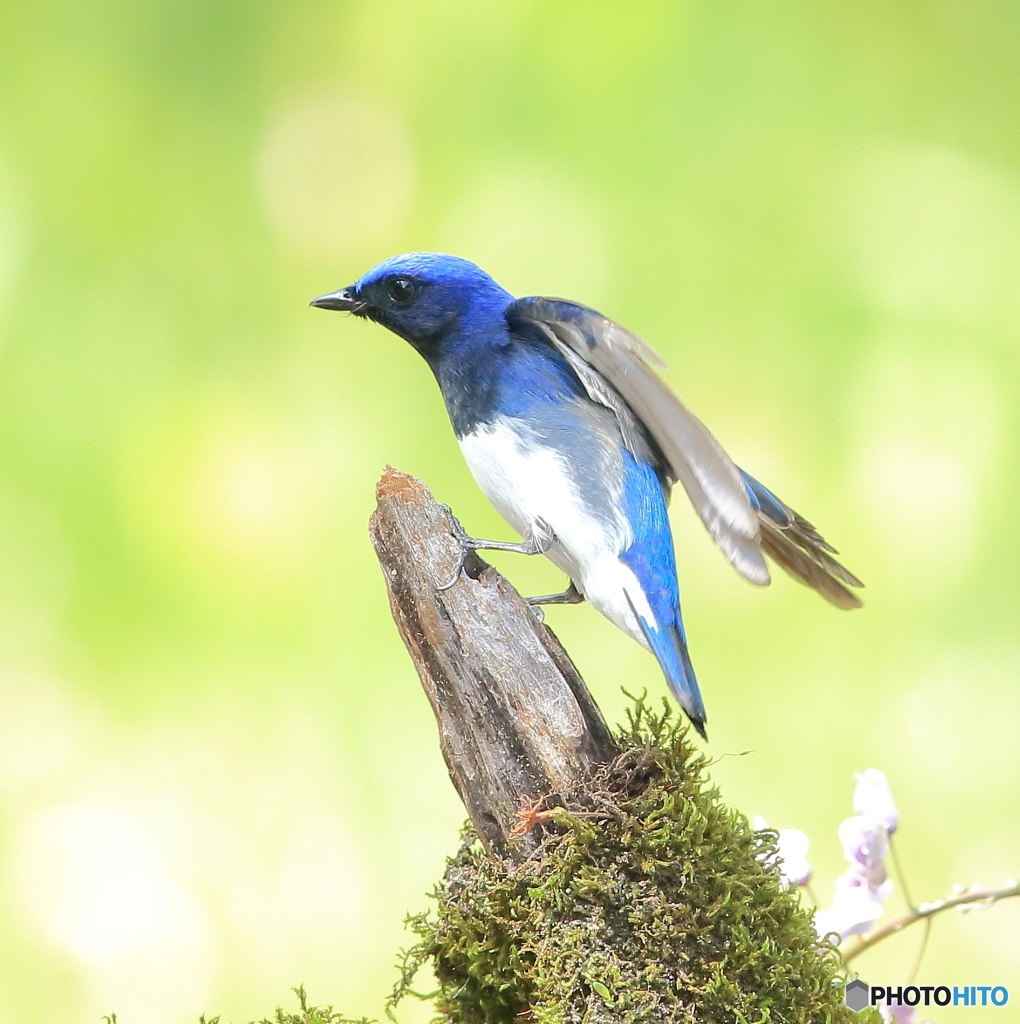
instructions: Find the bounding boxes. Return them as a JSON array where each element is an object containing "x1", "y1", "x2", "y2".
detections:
[{"x1": 369, "y1": 467, "x2": 619, "y2": 857}]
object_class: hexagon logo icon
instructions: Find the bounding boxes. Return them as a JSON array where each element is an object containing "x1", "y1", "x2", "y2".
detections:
[{"x1": 845, "y1": 979, "x2": 870, "y2": 1012}]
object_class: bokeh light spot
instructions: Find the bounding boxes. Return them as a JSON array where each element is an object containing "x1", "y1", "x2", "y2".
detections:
[
  {"x1": 898, "y1": 647, "x2": 1020, "y2": 792},
  {"x1": 258, "y1": 88, "x2": 417, "y2": 259},
  {"x1": 845, "y1": 144, "x2": 1020, "y2": 327},
  {"x1": 0, "y1": 669, "x2": 82, "y2": 793},
  {"x1": 851, "y1": 343, "x2": 1002, "y2": 591},
  {"x1": 436, "y1": 161, "x2": 611, "y2": 303},
  {"x1": 13, "y1": 803, "x2": 214, "y2": 1022},
  {"x1": 17, "y1": 803, "x2": 205, "y2": 959}
]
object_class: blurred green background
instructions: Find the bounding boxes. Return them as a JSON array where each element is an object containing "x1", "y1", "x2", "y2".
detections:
[{"x1": 0, "y1": 0, "x2": 1018, "y2": 1020}]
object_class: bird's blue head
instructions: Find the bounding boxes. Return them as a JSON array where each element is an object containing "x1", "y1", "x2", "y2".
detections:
[{"x1": 311, "y1": 253, "x2": 514, "y2": 360}]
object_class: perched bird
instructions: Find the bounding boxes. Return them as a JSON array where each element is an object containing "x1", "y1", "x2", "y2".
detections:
[{"x1": 312, "y1": 253, "x2": 861, "y2": 738}]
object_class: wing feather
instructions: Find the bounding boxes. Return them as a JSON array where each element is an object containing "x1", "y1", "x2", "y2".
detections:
[
  {"x1": 509, "y1": 297, "x2": 770, "y2": 586},
  {"x1": 509, "y1": 297, "x2": 864, "y2": 607},
  {"x1": 740, "y1": 469, "x2": 864, "y2": 607},
  {"x1": 758, "y1": 520, "x2": 863, "y2": 609}
]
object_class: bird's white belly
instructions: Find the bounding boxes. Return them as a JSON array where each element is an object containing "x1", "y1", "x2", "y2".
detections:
[{"x1": 457, "y1": 418, "x2": 655, "y2": 644}]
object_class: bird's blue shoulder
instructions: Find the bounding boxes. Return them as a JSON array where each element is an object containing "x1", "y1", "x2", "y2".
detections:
[{"x1": 439, "y1": 307, "x2": 590, "y2": 438}]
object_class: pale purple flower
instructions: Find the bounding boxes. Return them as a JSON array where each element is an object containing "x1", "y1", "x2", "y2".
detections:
[
  {"x1": 838, "y1": 815, "x2": 890, "y2": 886},
  {"x1": 814, "y1": 862, "x2": 891, "y2": 938},
  {"x1": 815, "y1": 770, "x2": 899, "y2": 941},
  {"x1": 854, "y1": 768, "x2": 899, "y2": 833},
  {"x1": 880, "y1": 1003, "x2": 926, "y2": 1022},
  {"x1": 776, "y1": 828, "x2": 812, "y2": 887},
  {"x1": 752, "y1": 817, "x2": 812, "y2": 888}
]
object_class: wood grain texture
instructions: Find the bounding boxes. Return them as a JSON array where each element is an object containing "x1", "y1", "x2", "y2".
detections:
[{"x1": 369, "y1": 467, "x2": 619, "y2": 857}]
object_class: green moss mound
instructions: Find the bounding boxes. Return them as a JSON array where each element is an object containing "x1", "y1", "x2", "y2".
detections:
[
  {"x1": 235, "y1": 986, "x2": 374, "y2": 1024},
  {"x1": 393, "y1": 700, "x2": 864, "y2": 1023}
]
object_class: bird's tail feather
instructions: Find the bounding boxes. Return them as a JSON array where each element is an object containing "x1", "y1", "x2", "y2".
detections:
[{"x1": 625, "y1": 590, "x2": 707, "y2": 740}]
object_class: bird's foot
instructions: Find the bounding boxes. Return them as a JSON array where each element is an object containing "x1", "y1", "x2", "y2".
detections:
[
  {"x1": 435, "y1": 508, "x2": 469, "y2": 590},
  {"x1": 435, "y1": 515, "x2": 555, "y2": 591},
  {"x1": 526, "y1": 581, "x2": 584, "y2": 607}
]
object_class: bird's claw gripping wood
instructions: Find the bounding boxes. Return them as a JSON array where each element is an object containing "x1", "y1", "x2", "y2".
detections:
[
  {"x1": 527, "y1": 579, "x2": 585, "y2": 624},
  {"x1": 435, "y1": 510, "x2": 555, "y2": 592}
]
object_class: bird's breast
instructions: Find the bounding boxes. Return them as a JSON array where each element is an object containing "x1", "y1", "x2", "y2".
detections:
[{"x1": 457, "y1": 416, "x2": 632, "y2": 574}]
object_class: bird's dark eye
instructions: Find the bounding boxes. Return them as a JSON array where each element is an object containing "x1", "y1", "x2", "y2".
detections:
[{"x1": 385, "y1": 277, "x2": 416, "y2": 304}]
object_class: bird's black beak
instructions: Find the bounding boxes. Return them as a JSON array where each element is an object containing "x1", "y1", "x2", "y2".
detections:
[{"x1": 310, "y1": 287, "x2": 363, "y2": 312}]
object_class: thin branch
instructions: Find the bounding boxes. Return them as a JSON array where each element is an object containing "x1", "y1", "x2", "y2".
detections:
[
  {"x1": 843, "y1": 880, "x2": 1020, "y2": 964},
  {"x1": 888, "y1": 834, "x2": 914, "y2": 910},
  {"x1": 907, "y1": 916, "x2": 932, "y2": 984}
]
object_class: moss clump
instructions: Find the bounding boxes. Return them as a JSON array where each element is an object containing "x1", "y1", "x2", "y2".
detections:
[
  {"x1": 393, "y1": 699, "x2": 869, "y2": 1023},
  {"x1": 233, "y1": 985, "x2": 373, "y2": 1024}
]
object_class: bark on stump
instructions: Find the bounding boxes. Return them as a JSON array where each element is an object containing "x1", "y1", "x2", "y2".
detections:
[{"x1": 368, "y1": 467, "x2": 619, "y2": 857}]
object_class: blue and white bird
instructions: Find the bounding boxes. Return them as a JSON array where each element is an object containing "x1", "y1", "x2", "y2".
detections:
[{"x1": 312, "y1": 253, "x2": 862, "y2": 739}]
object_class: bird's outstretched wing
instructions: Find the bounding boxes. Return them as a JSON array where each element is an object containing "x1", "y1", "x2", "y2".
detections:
[
  {"x1": 507, "y1": 297, "x2": 863, "y2": 607},
  {"x1": 739, "y1": 469, "x2": 863, "y2": 609},
  {"x1": 507, "y1": 296, "x2": 769, "y2": 585}
]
